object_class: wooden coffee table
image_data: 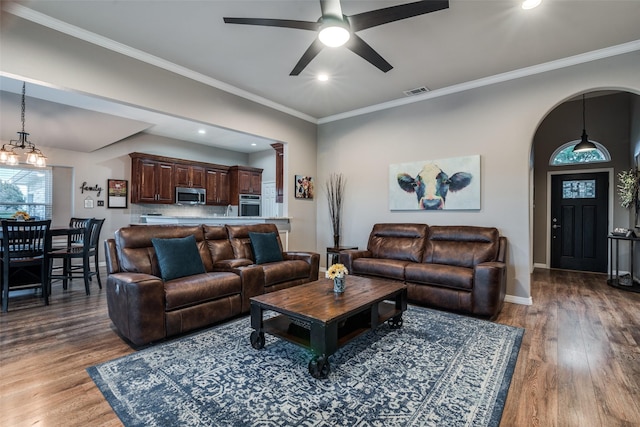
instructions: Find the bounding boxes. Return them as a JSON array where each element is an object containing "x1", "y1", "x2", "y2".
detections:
[{"x1": 249, "y1": 275, "x2": 407, "y2": 379}]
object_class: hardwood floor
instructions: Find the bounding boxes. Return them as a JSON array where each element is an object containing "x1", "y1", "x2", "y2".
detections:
[
  {"x1": 1, "y1": 268, "x2": 639, "y2": 426},
  {"x1": 498, "y1": 269, "x2": 640, "y2": 427}
]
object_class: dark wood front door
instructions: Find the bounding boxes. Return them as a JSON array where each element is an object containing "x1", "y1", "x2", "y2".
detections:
[{"x1": 551, "y1": 172, "x2": 609, "y2": 272}]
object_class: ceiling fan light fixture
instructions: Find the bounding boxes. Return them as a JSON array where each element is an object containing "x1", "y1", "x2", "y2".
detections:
[{"x1": 318, "y1": 20, "x2": 350, "y2": 47}]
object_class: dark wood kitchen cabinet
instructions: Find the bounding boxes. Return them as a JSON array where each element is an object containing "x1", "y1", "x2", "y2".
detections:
[
  {"x1": 131, "y1": 155, "x2": 174, "y2": 204},
  {"x1": 205, "y1": 167, "x2": 230, "y2": 205},
  {"x1": 230, "y1": 166, "x2": 262, "y2": 194},
  {"x1": 175, "y1": 163, "x2": 205, "y2": 188},
  {"x1": 229, "y1": 165, "x2": 263, "y2": 206},
  {"x1": 130, "y1": 153, "x2": 262, "y2": 206}
]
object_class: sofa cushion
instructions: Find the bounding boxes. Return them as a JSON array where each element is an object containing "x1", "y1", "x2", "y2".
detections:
[
  {"x1": 203, "y1": 225, "x2": 235, "y2": 265},
  {"x1": 164, "y1": 272, "x2": 241, "y2": 310},
  {"x1": 226, "y1": 223, "x2": 285, "y2": 262},
  {"x1": 367, "y1": 223, "x2": 428, "y2": 262},
  {"x1": 351, "y1": 257, "x2": 408, "y2": 281},
  {"x1": 262, "y1": 260, "x2": 310, "y2": 287},
  {"x1": 249, "y1": 232, "x2": 284, "y2": 264},
  {"x1": 405, "y1": 263, "x2": 473, "y2": 290},
  {"x1": 152, "y1": 235, "x2": 206, "y2": 281},
  {"x1": 116, "y1": 225, "x2": 206, "y2": 276},
  {"x1": 424, "y1": 226, "x2": 499, "y2": 268}
]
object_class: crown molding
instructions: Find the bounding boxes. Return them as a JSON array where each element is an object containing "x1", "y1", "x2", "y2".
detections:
[
  {"x1": 318, "y1": 39, "x2": 640, "y2": 124},
  {"x1": 6, "y1": 4, "x2": 640, "y2": 126}
]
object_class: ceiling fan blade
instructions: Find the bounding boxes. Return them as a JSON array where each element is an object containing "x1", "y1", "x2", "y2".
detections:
[
  {"x1": 290, "y1": 38, "x2": 325, "y2": 76},
  {"x1": 319, "y1": 0, "x2": 344, "y2": 20},
  {"x1": 348, "y1": 0, "x2": 449, "y2": 32},
  {"x1": 223, "y1": 17, "x2": 319, "y2": 31},
  {"x1": 345, "y1": 34, "x2": 393, "y2": 73}
]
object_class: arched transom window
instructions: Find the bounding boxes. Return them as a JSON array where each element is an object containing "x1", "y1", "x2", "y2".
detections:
[{"x1": 549, "y1": 140, "x2": 611, "y2": 166}]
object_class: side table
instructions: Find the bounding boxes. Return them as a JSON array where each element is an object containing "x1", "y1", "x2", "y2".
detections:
[
  {"x1": 326, "y1": 246, "x2": 357, "y2": 268},
  {"x1": 607, "y1": 234, "x2": 640, "y2": 293}
]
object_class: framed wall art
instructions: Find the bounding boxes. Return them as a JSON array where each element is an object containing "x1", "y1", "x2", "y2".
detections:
[
  {"x1": 389, "y1": 155, "x2": 481, "y2": 211},
  {"x1": 108, "y1": 179, "x2": 128, "y2": 208},
  {"x1": 295, "y1": 175, "x2": 314, "y2": 199}
]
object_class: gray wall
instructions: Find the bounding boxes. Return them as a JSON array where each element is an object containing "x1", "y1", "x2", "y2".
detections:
[{"x1": 317, "y1": 52, "x2": 640, "y2": 302}]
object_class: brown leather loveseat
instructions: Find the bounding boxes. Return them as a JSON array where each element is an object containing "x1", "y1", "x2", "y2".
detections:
[
  {"x1": 339, "y1": 223, "x2": 507, "y2": 318},
  {"x1": 104, "y1": 223, "x2": 319, "y2": 346}
]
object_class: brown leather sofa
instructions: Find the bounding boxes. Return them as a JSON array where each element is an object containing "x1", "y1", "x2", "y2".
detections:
[
  {"x1": 104, "y1": 223, "x2": 319, "y2": 346},
  {"x1": 339, "y1": 223, "x2": 507, "y2": 318}
]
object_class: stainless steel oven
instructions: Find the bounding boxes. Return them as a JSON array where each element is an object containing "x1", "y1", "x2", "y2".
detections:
[{"x1": 239, "y1": 194, "x2": 261, "y2": 217}]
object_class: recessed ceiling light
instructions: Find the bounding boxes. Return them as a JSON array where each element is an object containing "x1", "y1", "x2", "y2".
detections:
[
  {"x1": 198, "y1": 129, "x2": 206, "y2": 134},
  {"x1": 521, "y1": 0, "x2": 541, "y2": 10},
  {"x1": 251, "y1": 143, "x2": 257, "y2": 146},
  {"x1": 317, "y1": 74, "x2": 329, "y2": 82}
]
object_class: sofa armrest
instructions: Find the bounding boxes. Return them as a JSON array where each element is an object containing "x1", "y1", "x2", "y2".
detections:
[
  {"x1": 284, "y1": 251, "x2": 320, "y2": 281},
  {"x1": 472, "y1": 261, "x2": 507, "y2": 318},
  {"x1": 104, "y1": 238, "x2": 120, "y2": 274},
  {"x1": 106, "y1": 272, "x2": 166, "y2": 346},
  {"x1": 213, "y1": 258, "x2": 253, "y2": 271},
  {"x1": 231, "y1": 265, "x2": 265, "y2": 313},
  {"x1": 339, "y1": 250, "x2": 372, "y2": 273}
]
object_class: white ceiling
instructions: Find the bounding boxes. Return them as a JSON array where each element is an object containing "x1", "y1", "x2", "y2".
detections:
[{"x1": 1, "y1": 0, "x2": 640, "y2": 154}]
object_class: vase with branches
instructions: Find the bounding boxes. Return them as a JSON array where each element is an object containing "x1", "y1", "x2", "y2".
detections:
[{"x1": 326, "y1": 173, "x2": 345, "y2": 248}]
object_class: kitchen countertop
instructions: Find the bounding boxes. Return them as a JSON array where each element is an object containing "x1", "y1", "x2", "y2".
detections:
[{"x1": 139, "y1": 215, "x2": 291, "y2": 231}]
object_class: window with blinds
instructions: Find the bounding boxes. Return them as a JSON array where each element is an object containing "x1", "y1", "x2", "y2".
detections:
[{"x1": 0, "y1": 165, "x2": 53, "y2": 220}]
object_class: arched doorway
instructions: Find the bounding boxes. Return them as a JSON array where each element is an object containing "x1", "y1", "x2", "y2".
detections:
[{"x1": 532, "y1": 90, "x2": 640, "y2": 272}]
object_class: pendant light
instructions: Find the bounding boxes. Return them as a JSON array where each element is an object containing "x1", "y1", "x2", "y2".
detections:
[
  {"x1": 572, "y1": 94, "x2": 597, "y2": 153},
  {"x1": 0, "y1": 82, "x2": 47, "y2": 167}
]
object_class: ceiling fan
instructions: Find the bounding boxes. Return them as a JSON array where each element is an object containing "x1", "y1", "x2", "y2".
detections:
[{"x1": 224, "y1": 0, "x2": 449, "y2": 76}]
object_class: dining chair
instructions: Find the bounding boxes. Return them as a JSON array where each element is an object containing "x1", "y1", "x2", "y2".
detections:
[
  {"x1": 48, "y1": 218, "x2": 104, "y2": 295},
  {"x1": 1, "y1": 219, "x2": 52, "y2": 312},
  {"x1": 50, "y1": 217, "x2": 92, "y2": 250}
]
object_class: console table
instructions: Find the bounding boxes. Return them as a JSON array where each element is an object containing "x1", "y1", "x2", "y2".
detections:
[{"x1": 607, "y1": 234, "x2": 640, "y2": 293}]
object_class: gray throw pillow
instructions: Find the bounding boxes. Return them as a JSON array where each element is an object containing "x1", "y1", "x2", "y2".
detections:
[
  {"x1": 249, "y1": 232, "x2": 283, "y2": 264},
  {"x1": 151, "y1": 234, "x2": 206, "y2": 281}
]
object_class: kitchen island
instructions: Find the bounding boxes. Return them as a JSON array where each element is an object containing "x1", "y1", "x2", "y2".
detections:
[{"x1": 138, "y1": 215, "x2": 291, "y2": 248}]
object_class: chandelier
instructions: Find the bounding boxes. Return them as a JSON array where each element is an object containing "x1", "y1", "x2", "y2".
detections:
[{"x1": 0, "y1": 82, "x2": 47, "y2": 167}]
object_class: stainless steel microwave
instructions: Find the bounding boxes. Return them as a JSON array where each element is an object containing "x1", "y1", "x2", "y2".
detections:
[{"x1": 175, "y1": 187, "x2": 206, "y2": 205}]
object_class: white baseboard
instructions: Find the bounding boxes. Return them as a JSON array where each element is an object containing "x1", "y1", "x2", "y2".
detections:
[
  {"x1": 533, "y1": 262, "x2": 547, "y2": 269},
  {"x1": 504, "y1": 294, "x2": 533, "y2": 306}
]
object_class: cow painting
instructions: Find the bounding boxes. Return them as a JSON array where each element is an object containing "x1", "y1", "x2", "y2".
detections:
[{"x1": 397, "y1": 163, "x2": 472, "y2": 210}]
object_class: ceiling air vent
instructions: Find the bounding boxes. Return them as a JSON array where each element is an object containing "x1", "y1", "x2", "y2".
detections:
[{"x1": 403, "y1": 86, "x2": 430, "y2": 97}]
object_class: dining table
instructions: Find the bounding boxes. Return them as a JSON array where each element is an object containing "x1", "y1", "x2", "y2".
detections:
[{"x1": 0, "y1": 224, "x2": 85, "y2": 287}]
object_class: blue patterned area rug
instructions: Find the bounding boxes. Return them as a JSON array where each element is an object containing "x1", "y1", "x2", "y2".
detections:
[{"x1": 88, "y1": 306, "x2": 523, "y2": 427}]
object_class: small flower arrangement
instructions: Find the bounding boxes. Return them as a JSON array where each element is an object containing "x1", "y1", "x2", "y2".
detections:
[
  {"x1": 325, "y1": 263, "x2": 348, "y2": 280},
  {"x1": 12, "y1": 211, "x2": 30, "y2": 220}
]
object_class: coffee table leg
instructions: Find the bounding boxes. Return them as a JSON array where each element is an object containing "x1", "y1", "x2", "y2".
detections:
[
  {"x1": 388, "y1": 314, "x2": 403, "y2": 329},
  {"x1": 250, "y1": 304, "x2": 265, "y2": 349},
  {"x1": 308, "y1": 355, "x2": 330, "y2": 379}
]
